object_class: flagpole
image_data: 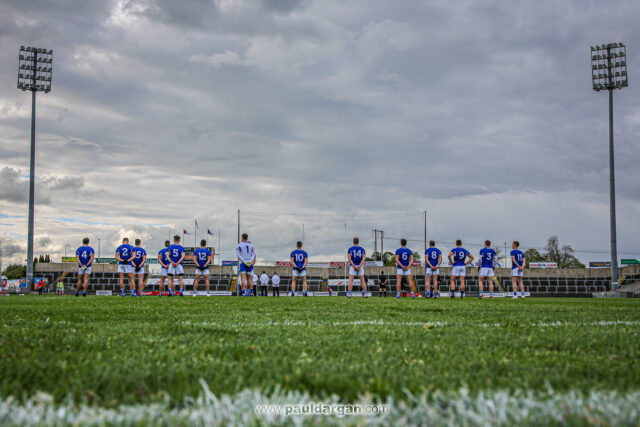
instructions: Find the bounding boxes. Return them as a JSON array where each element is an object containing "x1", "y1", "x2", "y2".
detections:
[
  {"x1": 194, "y1": 219, "x2": 197, "y2": 248},
  {"x1": 218, "y1": 228, "x2": 221, "y2": 266}
]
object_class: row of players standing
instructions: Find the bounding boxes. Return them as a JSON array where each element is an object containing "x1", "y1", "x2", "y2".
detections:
[{"x1": 71, "y1": 234, "x2": 527, "y2": 298}]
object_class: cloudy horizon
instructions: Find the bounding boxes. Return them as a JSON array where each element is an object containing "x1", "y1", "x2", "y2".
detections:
[{"x1": 1, "y1": 0, "x2": 639, "y2": 267}]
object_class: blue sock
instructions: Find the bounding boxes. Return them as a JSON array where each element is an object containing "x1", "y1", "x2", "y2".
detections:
[{"x1": 514, "y1": 291, "x2": 517, "y2": 296}]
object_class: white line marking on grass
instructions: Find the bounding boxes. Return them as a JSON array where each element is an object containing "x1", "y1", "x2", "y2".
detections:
[
  {"x1": 1, "y1": 385, "x2": 639, "y2": 426},
  {"x1": 179, "y1": 320, "x2": 640, "y2": 329}
]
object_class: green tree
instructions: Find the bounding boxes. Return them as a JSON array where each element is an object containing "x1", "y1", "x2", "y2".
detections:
[
  {"x1": 412, "y1": 252, "x2": 421, "y2": 261},
  {"x1": 543, "y1": 236, "x2": 585, "y2": 268},
  {"x1": 382, "y1": 251, "x2": 395, "y2": 266},
  {"x1": 523, "y1": 248, "x2": 543, "y2": 267},
  {"x1": 2, "y1": 264, "x2": 27, "y2": 280}
]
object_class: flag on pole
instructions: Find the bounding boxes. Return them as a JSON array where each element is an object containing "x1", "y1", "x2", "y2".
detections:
[
  {"x1": 183, "y1": 229, "x2": 190, "y2": 235},
  {"x1": 195, "y1": 220, "x2": 199, "y2": 229},
  {"x1": 207, "y1": 229, "x2": 214, "y2": 236}
]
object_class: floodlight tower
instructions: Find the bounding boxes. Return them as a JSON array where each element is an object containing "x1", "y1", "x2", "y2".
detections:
[
  {"x1": 17, "y1": 46, "x2": 53, "y2": 290},
  {"x1": 590, "y1": 42, "x2": 628, "y2": 292}
]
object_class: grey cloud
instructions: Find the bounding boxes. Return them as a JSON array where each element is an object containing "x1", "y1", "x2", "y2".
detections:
[{"x1": 0, "y1": 0, "x2": 638, "y2": 266}]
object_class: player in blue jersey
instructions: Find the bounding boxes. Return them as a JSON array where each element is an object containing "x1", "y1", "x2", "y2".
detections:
[
  {"x1": 131, "y1": 239, "x2": 147, "y2": 297},
  {"x1": 115, "y1": 237, "x2": 135, "y2": 297},
  {"x1": 447, "y1": 239, "x2": 474, "y2": 298},
  {"x1": 290, "y1": 241, "x2": 309, "y2": 297},
  {"x1": 193, "y1": 239, "x2": 212, "y2": 297},
  {"x1": 157, "y1": 240, "x2": 170, "y2": 296},
  {"x1": 478, "y1": 240, "x2": 496, "y2": 299},
  {"x1": 510, "y1": 241, "x2": 526, "y2": 299},
  {"x1": 395, "y1": 239, "x2": 416, "y2": 299},
  {"x1": 167, "y1": 235, "x2": 186, "y2": 296},
  {"x1": 347, "y1": 237, "x2": 367, "y2": 298},
  {"x1": 424, "y1": 240, "x2": 442, "y2": 298},
  {"x1": 75, "y1": 237, "x2": 95, "y2": 297},
  {"x1": 236, "y1": 233, "x2": 256, "y2": 296}
]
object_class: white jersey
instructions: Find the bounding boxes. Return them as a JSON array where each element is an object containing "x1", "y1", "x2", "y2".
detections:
[
  {"x1": 260, "y1": 273, "x2": 269, "y2": 285},
  {"x1": 236, "y1": 241, "x2": 256, "y2": 263},
  {"x1": 272, "y1": 275, "x2": 280, "y2": 286},
  {"x1": 252, "y1": 272, "x2": 259, "y2": 283}
]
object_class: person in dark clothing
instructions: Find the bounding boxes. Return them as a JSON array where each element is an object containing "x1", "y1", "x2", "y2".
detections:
[
  {"x1": 378, "y1": 271, "x2": 388, "y2": 297},
  {"x1": 401, "y1": 276, "x2": 408, "y2": 297}
]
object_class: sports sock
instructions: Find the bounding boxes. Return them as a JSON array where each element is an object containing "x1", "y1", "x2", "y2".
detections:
[
  {"x1": 521, "y1": 291, "x2": 525, "y2": 297},
  {"x1": 514, "y1": 291, "x2": 517, "y2": 296},
  {"x1": 75, "y1": 291, "x2": 79, "y2": 296}
]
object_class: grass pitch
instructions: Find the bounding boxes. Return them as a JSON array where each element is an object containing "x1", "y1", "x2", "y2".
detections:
[{"x1": 1, "y1": 295, "x2": 639, "y2": 425}]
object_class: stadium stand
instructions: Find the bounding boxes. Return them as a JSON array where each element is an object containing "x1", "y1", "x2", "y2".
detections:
[{"x1": 32, "y1": 263, "x2": 640, "y2": 297}]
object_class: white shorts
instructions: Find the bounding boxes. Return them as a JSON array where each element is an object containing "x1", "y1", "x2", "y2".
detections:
[
  {"x1": 451, "y1": 266, "x2": 466, "y2": 277},
  {"x1": 426, "y1": 268, "x2": 439, "y2": 276},
  {"x1": 160, "y1": 267, "x2": 168, "y2": 277},
  {"x1": 132, "y1": 265, "x2": 145, "y2": 275},
  {"x1": 168, "y1": 264, "x2": 184, "y2": 276},
  {"x1": 349, "y1": 265, "x2": 365, "y2": 276},
  {"x1": 292, "y1": 269, "x2": 307, "y2": 277},
  {"x1": 479, "y1": 267, "x2": 494, "y2": 277},
  {"x1": 78, "y1": 266, "x2": 92, "y2": 275},
  {"x1": 195, "y1": 267, "x2": 209, "y2": 276},
  {"x1": 396, "y1": 267, "x2": 412, "y2": 276},
  {"x1": 511, "y1": 268, "x2": 524, "y2": 277},
  {"x1": 117, "y1": 264, "x2": 133, "y2": 274}
]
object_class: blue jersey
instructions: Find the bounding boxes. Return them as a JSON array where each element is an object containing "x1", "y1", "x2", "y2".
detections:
[
  {"x1": 158, "y1": 248, "x2": 169, "y2": 267},
  {"x1": 479, "y1": 247, "x2": 496, "y2": 268},
  {"x1": 511, "y1": 249, "x2": 525, "y2": 268},
  {"x1": 425, "y1": 247, "x2": 441, "y2": 268},
  {"x1": 450, "y1": 247, "x2": 470, "y2": 267},
  {"x1": 193, "y1": 248, "x2": 211, "y2": 268},
  {"x1": 395, "y1": 247, "x2": 413, "y2": 268},
  {"x1": 290, "y1": 249, "x2": 308, "y2": 269},
  {"x1": 76, "y1": 246, "x2": 94, "y2": 266},
  {"x1": 348, "y1": 246, "x2": 366, "y2": 265},
  {"x1": 167, "y1": 244, "x2": 186, "y2": 264},
  {"x1": 132, "y1": 247, "x2": 146, "y2": 267},
  {"x1": 116, "y1": 244, "x2": 134, "y2": 265}
]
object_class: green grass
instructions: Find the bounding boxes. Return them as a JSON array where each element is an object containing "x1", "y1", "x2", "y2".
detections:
[{"x1": 1, "y1": 296, "x2": 639, "y2": 424}]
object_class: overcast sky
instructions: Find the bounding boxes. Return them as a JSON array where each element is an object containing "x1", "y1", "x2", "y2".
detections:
[{"x1": 1, "y1": 0, "x2": 639, "y2": 266}]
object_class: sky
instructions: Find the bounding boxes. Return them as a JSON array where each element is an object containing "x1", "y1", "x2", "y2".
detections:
[{"x1": 1, "y1": 0, "x2": 639, "y2": 267}]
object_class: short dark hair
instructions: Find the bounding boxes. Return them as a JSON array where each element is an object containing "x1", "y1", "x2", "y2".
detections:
[
  {"x1": 456, "y1": 239, "x2": 462, "y2": 246},
  {"x1": 429, "y1": 240, "x2": 435, "y2": 246},
  {"x1": 122, "y1": 237, "x2": 129, "y2": 243},
  {"x1": 173, "y1": 235, "x2": 180, "y2": 242},
  {"x1": 82, "y1": 237, "x2": 89, "y2": 245},
  {"x1": 485, "y1": 240, "x2": 491, "y2": 247},
  {"x1": 201, "y1": 239, "x2": 206, "y2": 247},
  {"x1": 353, "y1": 237, "x2": 359, "y2": 244},
  {"x1": 135, "y1": 238, "x2": 141, "y2": 245},
  {"x1": 164, "y1": 240, "x2": 170, "y2": 247},
  {"x1": 400, "y1": 238, "x2": 407, "y2": 246},
  {"x1": 297, "y1": 241, "x2": 302, "y2": 248},
  {"x1": 242, "y1": 233, "x2": 248, "y2": 240},
  {"x1": 513, "y1": 241, "x2": 520, "y2": 248}
]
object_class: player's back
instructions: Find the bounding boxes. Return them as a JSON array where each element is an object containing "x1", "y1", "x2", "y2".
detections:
[
  {"x1": 479, "y1": 248, "x2": 495, "y2": 267},
  {"x1": 291, "y1": 249, "x2": 307, "y2": 268},
  {"x1": 451, "y1": 247, "x2": 469, "y2": 266},
  {"x1": 167, "y1": 244, "x2": 185, "y2": 263},
  {"x1": 348, "y1": 246, "x2": 365, "y2": 263},
  {"x1": 425, "y1": 247, "x2": 441, "y2": 266},
  {"x1": 116, "y1": 244, "x2": 133, "y2": 264},
  {"x1": 395, "y1": 247, "x2": 412, "y2": 267},
  {"x1": 76, "y1": 246, "x2": 94, "y2": 265},
  {"x1": 511, "y1": 249, "x2": 524, "y2": 265}
]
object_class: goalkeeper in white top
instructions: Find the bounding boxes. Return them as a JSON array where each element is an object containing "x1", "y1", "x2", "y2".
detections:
[{"x1": 236, "y1": 233, "x2": 256, "y2": 296}]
